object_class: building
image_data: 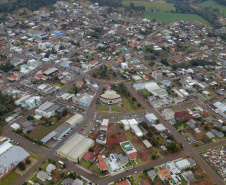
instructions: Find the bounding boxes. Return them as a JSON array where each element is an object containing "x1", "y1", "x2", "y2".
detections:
[
  {"x1": 37, "y1": 171, "x2": 50, "y2": 182},
  {"x1": 115, "y1": 179, "x2": 131, "y2": 185},
  {"x1": 96, "y1": 134, "x2": 107, "y2": 145},
  {"x1": 100, "y1": 90, "x2": 121, "y2": 105},
  {"x1": 157, "y1": 169, "x2": 171, "y2": 180},
  {"x1": 147, "y1": 170, "x2": 157, "y2": 181},
  {"x1": 175, "y1": 159, "x2": 191, "y2": 170},
  {"x1": 152, "y1": 71, "x2": 162, "y2": 79},
  {"x1": 57, "y1": 134, "x2": 94, "y2": 163},
  {"x1": 35, "y1": 102, "x2": 60, "y2": 118},
  {"x1": 100, "y1": 119, "x2": 109, "y2": 132},
  {"x1": 120, "y1": 141, "x2": 137, "y2": 160},
  {"x1": 145, "y1": 113, "x2": 158, "y2": 125},
  {"x1": 0, "y1": 142, "x2": 30, "y2": 180},
  {"x1": 162, "y1": 108, "x2": 174, "y2": 120},
  {"x1": 96, "y1": 155, "x2": 108, "y2": 171},
  {"x1": 166, "y1": 162, "x2": 181, "y2": 174},
  {"x1": 130, "y1": 125, "x2": 143, "y2": 137},
  {"x1": 213, "y1": 101, "x2": 226, "y2": 113},
  {"x1": 43, "y1": 67, "x2": 58, "y2": 76},
  {"x1": 154, "y1": 124, "x2": 167, "y2": 132},
  {"x1": 82, "y1": 152, "x2": 96, "y2": 162},
  {"x1": 142, "y1": 140, "x2": 152, "y2": 148}
]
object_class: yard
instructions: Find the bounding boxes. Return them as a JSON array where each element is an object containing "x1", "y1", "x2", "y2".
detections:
[
  {"x1": 81, "y1": 160, "x2": 92, "y2": 169},
  {"x1": 122, "y1": 95, "x2": 143, "y2": 112},
  {"x1": 0, "y1": 171, "x2": 20, "y2": 185},
  {"x1": 27, "y1": 113, "x2": 72, "y2": 141}
]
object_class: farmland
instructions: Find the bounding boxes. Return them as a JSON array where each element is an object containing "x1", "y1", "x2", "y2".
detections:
[{"x1": 122, "y1": 0, "x2": 212, "y2": 26}]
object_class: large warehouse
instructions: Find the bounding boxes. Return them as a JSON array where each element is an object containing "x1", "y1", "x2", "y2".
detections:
[{"x1": 57, "y1": 134, "x2": 94, "y2": 163}]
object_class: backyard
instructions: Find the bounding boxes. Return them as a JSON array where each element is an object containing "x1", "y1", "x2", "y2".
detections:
[{"x1": 0, "y1": 171, "x2": 20, "y2": 185}]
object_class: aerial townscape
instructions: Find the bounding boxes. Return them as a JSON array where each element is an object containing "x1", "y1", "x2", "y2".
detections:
[{"x1": 0, "y1": 0, "x2": 225, "y2": 185}]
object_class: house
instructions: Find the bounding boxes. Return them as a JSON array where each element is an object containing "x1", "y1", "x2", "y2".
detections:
[
  {"x1": 187, "y1": 136, "x2": 195, "y2": 143},
  {"x1": 46, "y1": 164, "x2": 56, "y2": 175},
  {"x1": 97, "y1": 155, "x2": 108, "y2": 171},
  {"x1": 62, "y1": 178, "x2": 74, "y2": 185},
  {"x1": 157, "y1": 169, "x2": 171, "y2": 180},
  {"x1": 37, "y1": 171, "x2": 49, "y2": 182},
  {"x1": 140, "y1": 179, "x2": 150, "y2": 185},
  {"x1": 115, "y1": 180, "x2": 131, "y2": 185},
  {"x1": 35, "y1": 101, "x2": 60, "y2": 118},
  {"x1": 182, "y1": 170, "x2": 196, "y2": 183},
  {"x1": 145, "y1": 113, "x2": 158, "y2": 126},
  {"x1": 75, "y1": 81, "x2": 84, "y2": 88},
  {"x1": 147, "y1": 170, "x2": 157, "y2": 181},
  {"x1": 82, "y1": 152, "x2": 96, "y2": 162},
  {"x1": 131, "y1": 125, "x2": 143, "y2": 137},
  {"x1": 72, "y1": 179, "x2": 83, "y2": 185},
  {"x1": 152, "y1": 71, "x2": 162, "y2": 79},
  {"x1": 162, "y1": 108, "x2": 174, "y2": 120}
]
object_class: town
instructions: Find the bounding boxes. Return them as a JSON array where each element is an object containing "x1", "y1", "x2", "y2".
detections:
[{"x1": 0, "y1": 0, "x2": 225, "y2": 185}]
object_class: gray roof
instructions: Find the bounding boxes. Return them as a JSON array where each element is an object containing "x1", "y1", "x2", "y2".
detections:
[
  {"x1": 41, "y1": 131, "x2": 57, "y2": 143},
  {"x1": 147, "y1": 170, "x2": 157, "y2": 180},
  {"x1": 0, "y1": 145, "x2": 30, "y2": 179},
  {"x1": 187, "y1": 158, "x2": 196, "y2": 167},
  {"x1": 62, "y1": 177, "x2": 74, "y2": 185},
  {"x1": 114, "y1": 153, "x2": 129, "y2": 165},
  {"x1": 182, "y1": 170, "x2": 196, "y2": 183}
]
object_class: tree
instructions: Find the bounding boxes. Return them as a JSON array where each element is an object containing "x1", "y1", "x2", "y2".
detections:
[
  {"x1": 144, "y1": 93, "x2": 150, "y2": 99},
  {"x1": 120, "y1": 123, "x2": 124, "y2": 128},
  {"x1": 22, "y1": 183, "x2": 28, "y2": 185},
  {"x1": 39, "y1": 167, "x2": 42, "y2": 171},
  {"x1": 151, "y1": 154, "x2": 157, "y2": 160},
  {"x1": 26, "y1": 159, "x2": 31, "y2": 164},
  {"x1": 27, "y1": 115, "x2": 34, "y2": 120},
  {"x1": 62, "y1": 109, "x2": 67, "y2": 117},
  {"x1": 132, "y1": 97, "x2": 136, "y2": 101},
  {"x1": 56, "y1": 114, "x2": 61, "y2": 120},
  {"x1": 137, "y1": 103, "x2": 142, "y2": 107},
  {"x1": 18, "y1": 161, "x2": 26, "y2": 171},
  {"x1": 111, "y1": 134, "x2": 115, "y2": 138},
  {"x1": 89, "y1": 148, "x2": 94, "y2": 152},
  {"x1": 113, "y1": 72, "x2": 117, "y2": 77},
  {"x1": 151, "y1": 138, "x2": 159, "y2": 146}
]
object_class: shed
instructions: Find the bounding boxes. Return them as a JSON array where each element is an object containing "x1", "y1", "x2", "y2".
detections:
[{"x1": 142, "y1": 140, "x2": 152, "y2": 148}]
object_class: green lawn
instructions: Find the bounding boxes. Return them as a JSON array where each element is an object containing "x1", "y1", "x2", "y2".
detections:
[
  {"x1": 81, "y1": 160, "x2": 92, "y2": 169},
  {"x1": 197, "y1": 0, "x2": 226, "y2": 15},
  {"x1": 142, "y1": 12, "x2": 211, "y2": 25},
  {"x1": 124, "y1": 130, "x2": 134, "y2": 141},
  {"x1": 92, "y1": 165, "x2": 106, "y2": 177},
  {"x1": 96, "y1": 104, "x2": 109, "y2": 112},
  {"x1": 28, "y1": 152, "x2": 42, "y2": 161},
  {"x1": 111, "y1": 105, "x2": 123, "y2": 112},
  {"x1": 179, "y1": 174, "x2": 188, "y2": 185},
  {"x1": 0, "y1": 171, "x2": 20, "y2": 185}
]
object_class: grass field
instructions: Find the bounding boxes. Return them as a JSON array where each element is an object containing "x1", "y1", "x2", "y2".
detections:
[
  {"x1": 81, "y1": 160, "x2": 92, "y2": 169},
  {"x1": 0, "y1": 171, "x2": 20, "y2": 185},
  {"x1": 142, "y1": 12, "x2": 211, "y2": 25},
  {"x1": 123, "y1": 1, "x2": 175, "y2": 12},
  {"x1": 197, "y1": 0, "x2": 226, "y2": 15},
  {"x1": 123, "y1": 0, "x2": 212, "y2": 26}
]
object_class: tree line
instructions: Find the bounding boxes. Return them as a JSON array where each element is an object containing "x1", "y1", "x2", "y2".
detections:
[{"x1": 89, "y1": 0, "x2": 122, "y2": 8}]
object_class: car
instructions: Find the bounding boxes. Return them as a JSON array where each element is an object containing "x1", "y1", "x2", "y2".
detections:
[
  {"x1": 80, "y1": 128, "x2": 84, "y2": 132},
  {"x1": 92, "y1": 126, "x2": 96, "y2": 131},
  {"x1": 134, "y1": 171, "x2": 137, "y2": 174}
]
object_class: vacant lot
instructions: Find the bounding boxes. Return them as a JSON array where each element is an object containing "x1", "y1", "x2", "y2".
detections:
[
  {"x1": 28, "y1": 113, "x2": 72, "y2": 140},
  {"x1": 143, "y1": 12, "x2": 211, "y2": 25},
  {"x1": 107, "y1": 123, "x2": 127, "y2": 146},
  {"x1": 192, "y1": 177, "x2": 214, "y2": 185}
]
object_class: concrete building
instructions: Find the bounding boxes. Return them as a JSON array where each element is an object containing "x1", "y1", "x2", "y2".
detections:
[
  {"x1": 175, "y1": 159, "x2": 191, "y2": 170},
  {"x1": 100, "y1": 90, "x2": 121, "y2": 105},
  {"x1": 213, "y1": 101, "x2": 226, "y2": 113},
  {"x1": 15, "y1": 95, "x2": 41, "y2": 108},
  {"x1": 35, "y1": 102, "x2": 60, "y2": 118},
  {"x1": 100, "y1": 119, "x2": 109, "y2": 132},
  {"x1": 161, "y1": 108, "x2": 174, "y2": 120},
  {"x1": 0, "y1": 142, "x2": 30, "y2": 180},
  {"x1": 57, "y1": 134, "x2": 94, "y2": 163}
]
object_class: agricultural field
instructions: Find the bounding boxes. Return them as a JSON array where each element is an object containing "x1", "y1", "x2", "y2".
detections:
[
  {"x1": 197, "y1": 0, "x2": 226, "y2": 15},
  {"x1": 122, "y1": 0, "x2": 212, "y2": 25}
]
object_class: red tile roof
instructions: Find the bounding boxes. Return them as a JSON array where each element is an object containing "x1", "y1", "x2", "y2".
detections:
[
  {"x1": 128, "y1": 152, "x2": 137, "y2": 159},
  {"x1": 35, "y1": 74, "x2": 44, "y2": 78},
  {"x1": 11, "y1": 75, "x2": 18, "y2": 79},
  {"x1": 141, "y1": 179, "x2": 150, "y2": 185},
  {"x1": 76, "y1": 81, "x2": 84, "y2": 87},
  {"x1": 97, "y1": 156, "x2": 108, "y2": 171},
  {"x1": 116, "y1": 180, "x2": 130, "y2": 185},
  {"x1": 42, "y1": 66, "x2": 51, "y2": 71},
  {"x1": 104, "y1": 84, "x2": 111, "y2": 90},
  {"x1": 82, "y1": 152, "x2": 96, "y2": 162}
]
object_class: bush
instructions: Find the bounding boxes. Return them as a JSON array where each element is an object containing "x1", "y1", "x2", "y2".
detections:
[
  {"x1": 119, "y1": 123, "x2": 124, "y2": 128},
  {"x1": 18, "y1": 161, "x2": 26, "y2": 171},
  {"x1": 151, "y1": 154, "x2": 157, "y2": 160},
  {"x1": 26, "y1": 159, "x2": 31, "y2": 164},
  {"x1": 111, "y1": 134, "x2": 115, "y2": 138},
  {"x1": 27, "y1": 115, "x2": 34, "y2": 120}
]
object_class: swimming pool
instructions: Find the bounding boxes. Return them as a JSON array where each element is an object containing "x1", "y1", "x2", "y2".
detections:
[{"x1": 124, "y1": 144, "x2": 130, "y2": 148}]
